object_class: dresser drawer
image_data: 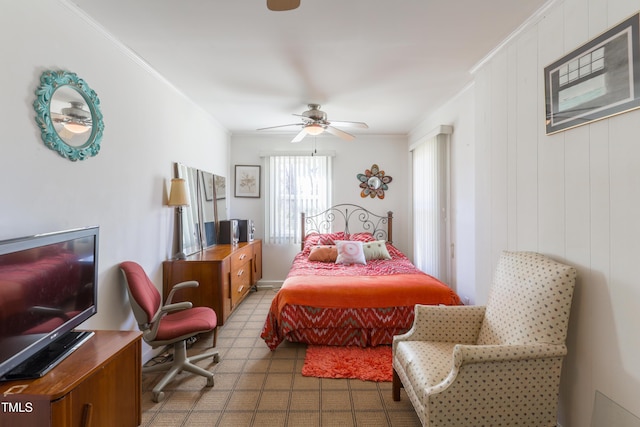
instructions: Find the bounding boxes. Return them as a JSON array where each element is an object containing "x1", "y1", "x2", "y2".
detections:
[
  {"x1": 232, "y1": 265, "x2": 251, "y2": 295},
  {"x1": 230, "y1": 245, "x2": 252, "y2": 270},
  {"x1": 231, "y1": 258, "x2": 251, "y2": 308}
]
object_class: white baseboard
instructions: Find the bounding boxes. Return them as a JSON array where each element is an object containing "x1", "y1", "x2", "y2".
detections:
[{"x1": 256, "y1": 280, "x2": 283, "y2": 289}]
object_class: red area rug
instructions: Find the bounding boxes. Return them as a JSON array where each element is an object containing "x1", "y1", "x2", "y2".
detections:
[{"x1": 301, "y1": 345, "x2": 392, "y2": 382}]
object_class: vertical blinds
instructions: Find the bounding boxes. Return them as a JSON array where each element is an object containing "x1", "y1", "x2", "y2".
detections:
[
  {"x1": 266, "y1": 155, "x2": 331, "y2": 244},
  {"x1": 412, "y1": 132, "x2": 450, "y2": 282}
]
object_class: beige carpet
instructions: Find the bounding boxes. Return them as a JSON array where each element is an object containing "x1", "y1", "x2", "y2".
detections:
[{"x1": 140, "y1": 288, "x2": 421, "y2": 426}]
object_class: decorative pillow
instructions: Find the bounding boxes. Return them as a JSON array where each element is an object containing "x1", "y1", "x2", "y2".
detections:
[
  {"x1": 308, "y1": 245, "x2": 338, "y2": 262},
  {"x1": 349, "y1": 232, "x2": 376, "y2": 243},
  {"x1": 319, "y1": 232, "x2": 345, "y2": 245},
  {"x1": 302, "y1": 232, "x2": 346, "y2": 254},
  {"x1": 362, "y1": 240, "x2": 392, "y2": 261},
  {"x1": 335, "y1": 240, "x2": 366, "y2": 265}
]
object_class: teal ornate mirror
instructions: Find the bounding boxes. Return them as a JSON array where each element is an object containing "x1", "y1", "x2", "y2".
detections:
[{"x1": 34, "y1": 70, "x2": 104, "y2": 161}]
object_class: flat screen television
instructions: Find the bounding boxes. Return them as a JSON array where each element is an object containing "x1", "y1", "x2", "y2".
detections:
[{"x1": 0, "y1": 226, "x2": 98, "y2": 381}]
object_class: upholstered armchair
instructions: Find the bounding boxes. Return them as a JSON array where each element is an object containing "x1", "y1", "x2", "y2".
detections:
[{"x1": 393, "y1": 251, "x2": 577, "y2": 426}]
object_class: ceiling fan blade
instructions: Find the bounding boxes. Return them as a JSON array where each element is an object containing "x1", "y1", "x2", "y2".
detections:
[
  {"x1": 325, "y1": 126, "x2": 355, "y2": 141},
  {"x1": 329, "y1": 120, "x2": 369, "y2": 129},
  {"x1": 291, "y1": 129, "x2": 307, "y2": 143},
  {"x1": 257, "y1": 123, "x2": 304, "y2": 131},
  {"x1": 267, "y1": 0, "x2": 300, "y2": 11}
]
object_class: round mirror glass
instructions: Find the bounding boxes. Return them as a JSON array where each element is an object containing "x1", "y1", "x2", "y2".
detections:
[
  {"x1": 50, "y1": 86, "x2": 93, "y2": 147},
  {"x1": 367, "y1": 176, "x2": 382, "y2": 190}
]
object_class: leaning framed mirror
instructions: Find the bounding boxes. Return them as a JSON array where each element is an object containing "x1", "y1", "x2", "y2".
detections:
[
  {"x1": 175, "y1": 163, "x2": 203, "y2": 256},
  {"x1": 33, "y1": 70, "x2": 104, "y2": 161},
  {"x1": 174, "y1": 163, "x2": 228, "y2": 253}
]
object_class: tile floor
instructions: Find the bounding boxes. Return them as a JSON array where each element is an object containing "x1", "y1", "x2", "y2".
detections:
[{"x1": 140, "y1": 288, "x2": 421, "y2": 426}]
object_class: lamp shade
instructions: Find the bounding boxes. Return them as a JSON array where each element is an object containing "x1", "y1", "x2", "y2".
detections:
[{"x1": 168, "y1": 178, "x2": 189, "y2": 207}]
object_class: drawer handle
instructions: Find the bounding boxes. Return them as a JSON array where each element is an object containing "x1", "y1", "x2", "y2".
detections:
[
  {"x1": 238, "y1": 285, "x2": 244, "y2": 293},
  {"x1": 239, "y1": 254, "x2": 247, "y2": 260},
  {"x1": 237, "y1": 269, "x2": 244, "y2": 277},
  {"x1": 81, "y1": 403, "x2": 93, "y2": 427}
]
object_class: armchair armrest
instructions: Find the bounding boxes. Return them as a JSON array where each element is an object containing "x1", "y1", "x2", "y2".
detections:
[
  {"x1": 453, "y1": 343, "x2": 568, "y2": 367},
  {"x1": 393, "y1": 305, "x2": 486, "y2": 351},
  {"x1": 165, "y1": 280, "x2": 199, "y2": 304},
  {"x1": 425, "y1": 343, "x2": 568, "y2": 398}
]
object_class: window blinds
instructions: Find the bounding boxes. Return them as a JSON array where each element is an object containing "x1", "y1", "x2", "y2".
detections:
[
  {"x1": 412, "y1": 130, "x2": 450, "y2": 282},
  {"x1": 266, "y1": 155, "x2": 332, "y2": 245}
]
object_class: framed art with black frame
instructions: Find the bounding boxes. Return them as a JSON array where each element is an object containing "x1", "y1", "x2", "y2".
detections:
[{"x1": 544, "y1": 13, "x2": 640, "y2": 134}]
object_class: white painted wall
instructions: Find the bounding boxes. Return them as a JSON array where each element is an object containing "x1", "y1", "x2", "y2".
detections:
[
  {"x1": 229, "y1": 134, "x2": 410, "y2": 283},
  {"x1": 429, "y1": 0, "x2": 640, "y2": 425},
  {"x1": 1, "y1": 0, "x2": 230, "y2": 361}
]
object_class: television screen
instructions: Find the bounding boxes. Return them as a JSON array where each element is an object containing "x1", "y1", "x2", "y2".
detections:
[{"x1": 0, "y1": 226, "x2": 98, "y2": 380}]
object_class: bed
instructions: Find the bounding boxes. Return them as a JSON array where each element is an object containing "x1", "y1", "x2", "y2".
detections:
[{"x1": 260, "y1": 204, "x2": 461, "y2": 350}]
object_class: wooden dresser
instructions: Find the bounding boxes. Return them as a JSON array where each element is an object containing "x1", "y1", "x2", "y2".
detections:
[
  {"x1": 162, "y1": 240, "x2": 262, "y2": 325},
  {"x1": 0, "y1": 330, "x2": 142, "y2": 427}
]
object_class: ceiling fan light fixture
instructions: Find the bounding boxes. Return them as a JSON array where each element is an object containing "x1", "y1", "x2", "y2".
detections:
[
  {"x1": 58, "y1": 101, "x2": 92, "y2": 134},
  {"x1": 305, "y1": 123, "x2": 324, "y2": 136},
  {"x1": 63, "y1": 121, "x2": 91, "y2": 134}
]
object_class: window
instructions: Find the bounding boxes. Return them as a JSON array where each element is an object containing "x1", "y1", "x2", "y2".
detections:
[{"x1": 265, "y1": 155, "x2": 332, "y2": 244}]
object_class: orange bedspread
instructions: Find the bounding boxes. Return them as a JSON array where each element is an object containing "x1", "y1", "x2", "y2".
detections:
[
  {"x1": 261, "y1": 241, "x2": 461, "y2": 349},
  {"x1": 275, "y1": 273, "x2": 461, "y2": 315}
]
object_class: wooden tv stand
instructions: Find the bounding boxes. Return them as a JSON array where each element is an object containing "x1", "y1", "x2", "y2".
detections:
[{"x1": 0, "y1": 330, "x2": 142, "y2": 427}]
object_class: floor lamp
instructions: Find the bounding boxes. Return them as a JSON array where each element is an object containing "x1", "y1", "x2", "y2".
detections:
[{"x1": 168, "y1": 178, "x2": 189, "y2": 260}]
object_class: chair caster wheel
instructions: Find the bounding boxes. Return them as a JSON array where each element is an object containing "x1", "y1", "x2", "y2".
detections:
[
  {"x1": 152, "y1": 391, "x2": 165, "y2": 403},
  {"x1": 206, "y1": 376, "x2": 214, "y2": 387},
  {"x1": 213, "y1": 354, "x2": 220, "y2": 363}
]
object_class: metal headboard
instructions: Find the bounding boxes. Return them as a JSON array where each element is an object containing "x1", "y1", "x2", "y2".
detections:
[{"x1": 300, "y1": 204, "x2": 393, "y2": 250}]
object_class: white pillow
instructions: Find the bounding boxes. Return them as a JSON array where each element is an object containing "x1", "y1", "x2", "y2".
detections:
[
  {"x1": 335, "y1": 240, "x2": 366, "y2": 265},
  {"x1": 362, "y1": 240, "x2": 392, "y2": 260}
]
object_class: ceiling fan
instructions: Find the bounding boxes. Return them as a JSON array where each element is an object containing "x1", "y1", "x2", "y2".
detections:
[
  {"x1": 267, "y1": 0, "x2": 300, "y2": 11},
  {"x1": 258, "y1": 104, "x2": 369, "y2": 143},
  {"x1": 51, "y1": 101, "x2": 93, "y2": 136}
]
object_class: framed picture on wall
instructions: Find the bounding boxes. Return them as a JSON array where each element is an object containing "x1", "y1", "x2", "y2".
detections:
[
  {"x1": 544, "y1": 13, "x2": 640, "y2": 134},
  {"x1": 235, "y1": 165, "x2": 260, "y2": 198}
]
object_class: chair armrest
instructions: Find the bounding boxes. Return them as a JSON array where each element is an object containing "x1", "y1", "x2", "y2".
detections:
[
  {"x1": 161, "y1": 301, "x2": 193, "y2": 313},
  {"x1": 453, "y1": 343, "x2": 568, "y2": 367},
  {"x1": 165, "y1": 280, "x2": 199, "y2": 304},
  {"x1": 424, "y1": 343, "x2": 568, "y2": 398},
  {"x1": 394, "y1": 304, "x2": 486, "y2": 347},
  {"x1": 145, "y1": 301, "x2": 194, "y2": 342},
  {"x1": 148, "y1": 301, "x2": 193, "y2": 325}
]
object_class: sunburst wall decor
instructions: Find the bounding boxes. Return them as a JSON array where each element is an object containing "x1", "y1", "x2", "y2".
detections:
[{"x1": 357, "y1": 164, "x2": 392, "y2": 199}]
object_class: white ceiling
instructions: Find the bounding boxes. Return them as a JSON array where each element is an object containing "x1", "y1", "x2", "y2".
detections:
[{"x1": 71, "y1": 0, "x2": 548, "y2": 138}]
